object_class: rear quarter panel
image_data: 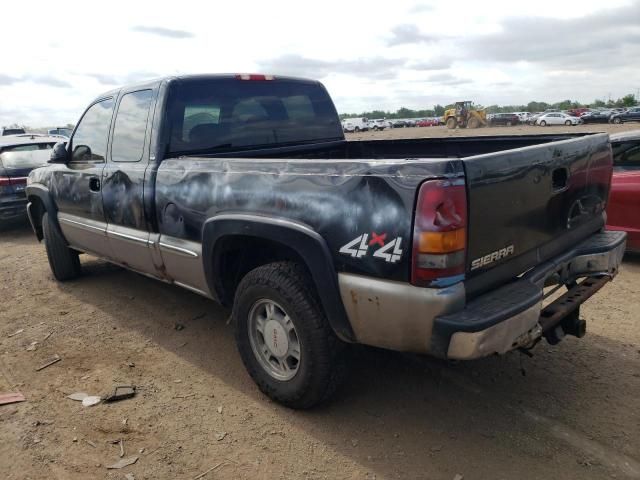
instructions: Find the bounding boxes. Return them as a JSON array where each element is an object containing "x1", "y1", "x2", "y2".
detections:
[{"x1": 155, "y1": 157, "x2": 463, "y2": 281}]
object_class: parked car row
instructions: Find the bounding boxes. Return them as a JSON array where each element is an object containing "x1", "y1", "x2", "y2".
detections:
[{"x1": 342, "y1": 117, "x2": 444, "y2": 132}]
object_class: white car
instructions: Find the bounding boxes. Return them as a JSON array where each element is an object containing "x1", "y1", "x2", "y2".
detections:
[
  {"x1": 367, "y1": 119, "x2": 389, "y2": 131},
  {"x1": 536, "y1": 113, "x2": 583, "y2": 126},
  {"x1": 341, "y1": 117, "x2": 369, "y2": 133}
]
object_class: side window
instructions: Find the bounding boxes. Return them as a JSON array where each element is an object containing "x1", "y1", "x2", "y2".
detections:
[
  {"x1": 71, "y1": 98, "x2": 114, "y2": 162},
  {"x1": 613, "y1": 142, "x2": 640, "y2": 168},
  {"x1": 111, "y1": 90, "x2": 154, "y2": 162}
]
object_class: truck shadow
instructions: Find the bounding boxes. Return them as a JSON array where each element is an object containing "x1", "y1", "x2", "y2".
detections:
[{"x1": 62, "y1": 257, "x2": 640, "y2": 479}]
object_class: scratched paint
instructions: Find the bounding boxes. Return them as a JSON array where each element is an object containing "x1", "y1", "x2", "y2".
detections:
[{"x1": 155, "y1": 156, "x2": 463, "y2": 281}]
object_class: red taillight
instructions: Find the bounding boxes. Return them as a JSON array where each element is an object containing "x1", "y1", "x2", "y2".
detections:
[
  {"x1": 411, "y1": 179, "x2": 467, "y2": 287},
  {"x1": 0, "y1": 176, "x2": 26, "y2": 187},
  {"x1": 235, "y1": 74, "x2": 274, "y2": 81}
]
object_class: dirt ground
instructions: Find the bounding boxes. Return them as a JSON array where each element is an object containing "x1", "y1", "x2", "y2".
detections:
[{"x1": 1, "y1": 124, "x2": 640, "y2": 480}]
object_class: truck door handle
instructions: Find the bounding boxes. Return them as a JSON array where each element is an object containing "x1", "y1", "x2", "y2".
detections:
[{"x1": 89, "y1": 177, "x2": 101, "y2": 192}]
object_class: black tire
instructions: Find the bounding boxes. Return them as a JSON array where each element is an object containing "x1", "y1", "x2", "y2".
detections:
[
  {"x1": 613, "y1": 117, "x2": 622, "y2": 124},
  {"x1": 354, "y1": 127, "x2": 360, "y2": 132},
  {"x1": 233, "y1": 261, "x2": 346, "y2": 409},
  {"x1": 42, "y1": 212, "x2": 81, "y2": 281},
  {"x1": 565, "y1": 120, "x2": 572, "y2": 126},
  {"x1": 540, "y1": 120, "x2": 547, "y2": 126}
]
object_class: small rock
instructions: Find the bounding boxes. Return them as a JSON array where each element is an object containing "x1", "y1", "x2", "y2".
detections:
[
  {"x1": 351, "y1": 439, "x2": 359, "y2": 447},
  {"x1": 72, "y1": 437, "x2": 78, "y2": 442},
  {"x1": 67, "y1": 392, "x2": 89, "y2": 402},
  {"x1": 138, "y1": 448, "x2": 145, "y2": 454},
  {"x1": 125, "y1": 474, "x2": 135, "y2": 480},
  {"x1": 215, "y1": 432, "x2": 227, "y2": 441},
  {"x1": 127, "y1": 362, "x2": 135, "y2": 368},
  {"x1": 106, "y1": 456, "x2": 138, "y2": 469},
  {"x1": 26, "y1": 341, "x2": 39, "y2": 351},
  {"x1": 217, "y1": 406, "x2": 223, "y2": 414},
  {"x1": 453, "y1": 474, "x2": 464, "y2": 480},
  {"x1": 431, "y1": 445, "x2": 442, "y2": 452},
  {"x1": 393, "y1": 433, "x2": 399, "y2": 438},
  {"x1": 174, "y1": 323, "x2": 185, "y2": 331},
  {"x1": 82, "y1": 396, "x2": 101, "y2": 407}
]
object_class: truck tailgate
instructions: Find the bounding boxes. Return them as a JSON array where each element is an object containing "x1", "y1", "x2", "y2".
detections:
[{"x1": 462, "y1": 133, "x2": 613, "y2": 297}]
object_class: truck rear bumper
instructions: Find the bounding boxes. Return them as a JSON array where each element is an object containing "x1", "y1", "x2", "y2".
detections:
[
  {"x1": 436, "y1": 230, "x2": 626, "y2": 359},
  {"x1": 338, "y1": 230, "x2": 626, "y2": 357}
]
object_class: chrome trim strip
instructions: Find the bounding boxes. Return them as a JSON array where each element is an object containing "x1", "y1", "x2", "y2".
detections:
[
  {"x1": 174, "y1": 281, "x2": 213, "y2": 299},
  {"x1": 158, "y1": 241, "x2": 199, "y2": 258},
  {"x1": 108, "y1": 229, "x2": 149, "y2": 246},
  {"x1": 58, "y1": 216, "x2": 105, "y2": 234}
]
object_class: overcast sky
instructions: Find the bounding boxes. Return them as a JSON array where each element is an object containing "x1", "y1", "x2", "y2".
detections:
[{"x1": 1, "y1": 0, "x2": 639, "y2": 126}]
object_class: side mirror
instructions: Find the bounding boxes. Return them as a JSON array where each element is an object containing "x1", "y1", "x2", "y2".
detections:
[{"x1": 49, "y1": 142, "x2": 69, "y2": 164}]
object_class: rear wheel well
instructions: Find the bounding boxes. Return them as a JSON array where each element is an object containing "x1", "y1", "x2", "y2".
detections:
[
  {"x1": 213, "y1": 235, "x2": 311, "y2": 307},
  {"x1": 28, "y1": 195, "x2": 46, "y2": 240}
]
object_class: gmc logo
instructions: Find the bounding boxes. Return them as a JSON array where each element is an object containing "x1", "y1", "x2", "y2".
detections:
[{"x1": 471, "y1": 245, "x2": 515, "y2": 270}]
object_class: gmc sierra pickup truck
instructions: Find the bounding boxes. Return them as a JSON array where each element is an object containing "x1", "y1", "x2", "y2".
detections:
[{"x1": 26, "y1": 74, "x2": 626, "y2": 408}]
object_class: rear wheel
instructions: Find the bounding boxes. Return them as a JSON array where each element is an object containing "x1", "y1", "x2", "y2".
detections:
[
  {"x1": 540, "y1": 120, "x2": 547, "y2": 126},
  {"x1": 233, "y1": 261, "x2": 346, "y2": 409},
  {"x1": 42, "y1": 212, "x2": 81, "y2": 281},
  {"x1": 446, "y1": 118, "x2": 457, "y2": 129},
  {"x1": 613, "y1": 117, "x2": 622, "y2": 124},
  {"x1": 506, "y1": 121, "x2": 512, "y2": 127},
  {"x1": 354, "y1": 127, "x2": 360, "y2": 132}
]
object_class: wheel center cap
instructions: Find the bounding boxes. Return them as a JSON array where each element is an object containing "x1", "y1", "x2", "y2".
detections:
[{"x1": 264, "y1": 320, "x2": 288, "y2": 357}]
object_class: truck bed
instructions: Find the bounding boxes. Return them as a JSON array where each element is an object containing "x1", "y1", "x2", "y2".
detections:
[{"x1": 156, "y1": 132, "x2": 612, "y2": 300}]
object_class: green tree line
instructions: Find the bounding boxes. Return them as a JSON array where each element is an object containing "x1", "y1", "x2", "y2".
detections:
[{"x1": 340, "y1": 94, "x2": 638, "y2": 119}]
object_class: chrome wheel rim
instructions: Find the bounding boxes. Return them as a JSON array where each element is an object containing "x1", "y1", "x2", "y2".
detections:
[{"x1": 248, "y1": 299, "x2": 301, "y2": 381}]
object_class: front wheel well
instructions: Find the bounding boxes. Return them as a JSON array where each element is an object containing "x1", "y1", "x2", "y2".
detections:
[
  {"x1": 27, "y1": 195, "x2": 46, "y2": 241},
  {"x1": 212, "y1": 235, "x2": 311, "y2": 307}
]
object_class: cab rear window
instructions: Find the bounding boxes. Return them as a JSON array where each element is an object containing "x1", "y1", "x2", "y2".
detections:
[{"x1": 166, "y1": 78, "x2": 342, "y2": 155}]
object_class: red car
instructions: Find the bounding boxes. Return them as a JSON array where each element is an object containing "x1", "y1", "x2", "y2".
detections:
[
  {"x1": 607, "y1": 131, "x2": 640, "y2": 252},
  {"x1": 417, "y1": 118, "x2": 438, "y2": 127}
]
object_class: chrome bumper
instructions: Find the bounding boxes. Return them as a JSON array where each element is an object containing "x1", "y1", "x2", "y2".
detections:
[
  {"x1": 438, "y1": 230, "x2": 626, "y2": 360},
  {"x1": 338, "y1": 231, "x2": 626, "y2": 358}
]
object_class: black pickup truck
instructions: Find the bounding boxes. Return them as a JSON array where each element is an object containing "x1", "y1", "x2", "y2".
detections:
[{"x1": 26, "y1": 74, "x2": 625, "y2": 408}]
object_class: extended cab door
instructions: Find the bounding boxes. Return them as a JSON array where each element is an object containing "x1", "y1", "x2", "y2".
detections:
[
  {"x1": 102, "y1": 87, "x2": 160, "y2": 274},
  {"x1": 54, "y1": 97, "x2": 114, "y2": 256}
]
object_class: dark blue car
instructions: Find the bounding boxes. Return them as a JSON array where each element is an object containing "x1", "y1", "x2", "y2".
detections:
[{"x1": 0, "y1": 135, "x2": 59, "y2": 225}]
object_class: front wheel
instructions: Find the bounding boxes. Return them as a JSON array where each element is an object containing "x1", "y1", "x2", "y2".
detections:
[
  {"x1": 565, "y1": 120, "x2": 572, "y2": 126},
  {"x1": 613, "y1": 117, "x2": 622, "y2": 124},
  {"x1": 446, "y1": 118, "x2": 457, "y2": 129},
  {"x1": 540, "y1": 120, "x2": 547, "y2": 126},
  {"x1": 233, "y1": 262, "x2": 346, "y2": 409},
  {"x1": 42, "y1": 212, "x2": 81, "y2": 281}
]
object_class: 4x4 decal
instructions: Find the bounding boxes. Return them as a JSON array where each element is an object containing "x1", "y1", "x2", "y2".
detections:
[{"x1": 340, "y1": 233, "x2": 403, "y2": 263}]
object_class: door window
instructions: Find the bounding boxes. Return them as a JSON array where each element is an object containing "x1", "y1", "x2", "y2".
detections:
[
  {"x1": 71, "y1": 98, "x2": 114, "y2": 162},
  {"x1": 111, "y1": 90, "x2": 154, "y2": 162},
  {"x1": 612, "y1": 142, "x2": 640, "y2": 169}
]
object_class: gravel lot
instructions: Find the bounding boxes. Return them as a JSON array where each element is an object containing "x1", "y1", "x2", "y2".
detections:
[{"x1": 1, "y1": 124, "x2": 639, "y2": 479}]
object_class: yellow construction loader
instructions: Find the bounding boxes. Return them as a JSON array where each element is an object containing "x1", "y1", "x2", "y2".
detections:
[{"x1": 443, "y1": 101, "x2": 487, "y2": 129}]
